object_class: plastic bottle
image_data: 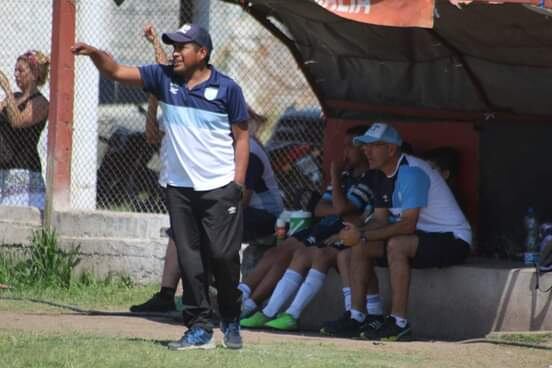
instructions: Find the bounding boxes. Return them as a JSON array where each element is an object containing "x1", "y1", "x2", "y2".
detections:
[
  {"x1": 275, "y1": 217, "x2": 287, "y2": 245},
  {"x1": 524, "y1": 207, "x2": 539, "y2": 265}
]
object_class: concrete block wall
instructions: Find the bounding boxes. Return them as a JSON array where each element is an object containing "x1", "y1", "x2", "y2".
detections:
[
  {"x1": 0, "y1": 206, "x2": 42, "y2": 245},
  {"x1": 53, "y1": 210, "x2": 170, "y2": 284},
  {"x1": 0, "y1": 207, "x2": 169, "y2": 285}
]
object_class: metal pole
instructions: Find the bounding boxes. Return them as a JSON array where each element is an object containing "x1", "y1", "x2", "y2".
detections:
[{"x1": 45, "y1": 0, "x2": 76, "y2": 227}]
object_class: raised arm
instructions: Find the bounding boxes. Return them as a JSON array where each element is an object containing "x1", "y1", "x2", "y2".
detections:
[
  {"x1": 314, "y1": 162, "x2": 363, "y2": 218},
  {"x1": 71, "y1": 42, "x2": 143, "y2": 86},
  {"x1": 144, "y1": 24, "x2": 169, "y2": 65},
  {"x1": 145, "y1": 95, "x2": 161, "y2": 145},
  {"x1": 0, "y1": 70, "x2": 48, "y2": 128}
]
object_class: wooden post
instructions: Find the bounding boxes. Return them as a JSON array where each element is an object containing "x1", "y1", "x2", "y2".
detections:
[{"x1": 45, "y1": 0, "x2": 76, "y2": 227}]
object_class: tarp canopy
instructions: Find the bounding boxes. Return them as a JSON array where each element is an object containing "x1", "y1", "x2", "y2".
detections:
[{"x1": 236, "y1": 0, "x2": 552, "y2": 120}]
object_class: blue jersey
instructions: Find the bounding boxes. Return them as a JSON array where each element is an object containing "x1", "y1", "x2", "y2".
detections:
[
  {"x1": 139, "y1": 64, "x2": 249, "y2": 190},
  {"x1": 321, "y1": 169, "x2": 376, "y2": 217},
  {"x1": 371, "y1": 154, "x2": 472, "y2": 245},
  {"x1": 246, "y1": 137, "x2": 284, "y2": 217}
]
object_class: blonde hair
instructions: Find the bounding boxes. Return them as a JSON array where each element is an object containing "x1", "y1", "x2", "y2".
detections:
[{"x1": 17, "y1": 50, "x2": 50, "y2": 87}]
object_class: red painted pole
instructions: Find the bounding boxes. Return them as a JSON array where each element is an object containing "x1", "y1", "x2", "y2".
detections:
[
  {"x1": 468, "y1": 0, "x2": 552, "y2": 8},
  {"x1": 45, "y1": 0, "x2": 76, "y2": 225}
]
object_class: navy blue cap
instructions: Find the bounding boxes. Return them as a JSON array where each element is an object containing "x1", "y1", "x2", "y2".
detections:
[{"x1": 162, "y1": 23, "x2": 213, "y2": 54}]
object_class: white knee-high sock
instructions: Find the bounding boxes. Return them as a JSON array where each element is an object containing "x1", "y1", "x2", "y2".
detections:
[
  {"x1": 350, "y1": 308, "x2": 366, "y2": 323},
  {"x1": 342, "y1": 287, "x2": 352, "y2": 311},
  {"x1": 391, "y1": 314, "x2": 408, "y2": 328},
  {"x1": 238, "y1": 282, "x2": 251, "y2": 299},
  {"x1": 366, "y1": 294, "x2": 383, "y2": 316},
  {"x1": 286, "y1": 269, "x2": 326, "y2": 319},
  {"x1": 262, "y1": 269, "x2": 304, "y2": 318}
]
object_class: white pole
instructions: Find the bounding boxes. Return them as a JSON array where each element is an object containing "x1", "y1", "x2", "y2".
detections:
[{"x1": 72, "y1": 0, "x2": 111, "y2": 209}]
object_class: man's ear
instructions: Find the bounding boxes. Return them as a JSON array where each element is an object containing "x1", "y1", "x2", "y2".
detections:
[
  {"x1": 199, "y1": 47, "x2": 209, "y2": 62},
  {"x1": 442, "y1": 169, "x2": 451, "y2": 181},
  {"x1": 388, "y1": 144, "x2": 399, "y2": 156}
]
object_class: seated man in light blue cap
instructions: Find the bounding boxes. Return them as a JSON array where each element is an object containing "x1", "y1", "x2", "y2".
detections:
[{"x1": 321, "y1": 122, "x2": 472, "y2": 341}]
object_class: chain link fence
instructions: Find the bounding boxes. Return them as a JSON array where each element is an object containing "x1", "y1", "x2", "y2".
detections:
[{"x1": 1, "y1": 0, "x2": 323, "y2": 214}]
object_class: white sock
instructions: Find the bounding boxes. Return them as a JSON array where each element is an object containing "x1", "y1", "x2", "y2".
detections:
[
  {"x1": 241, "y1": 297, "x2": 257, "y2": 317},
  {"x1": 286, "y1": 269, "x2": 326, "y2": 319},
  {"x1": 238, "y1": 282, "x2": 251, "y2": 298},
  {"x1": 366, "y1": 294, "x2": 383, "y2": 316},
  {"x1": 262, "y1": 269, "x2": 304, "y2": 318},
  {"x1": 342, "y1": 287, "x2": 352, "y2": 311},
  {"x1": 391, "y1": 314, "x2": 408, "y2": 328},
  {"x1": 350, "y1": 308, "x2": 366, "y2": 323}
]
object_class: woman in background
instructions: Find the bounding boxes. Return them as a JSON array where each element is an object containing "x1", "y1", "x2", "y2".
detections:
[{"x1": 0, "y1": 50, "x2": 50, "y2": 209}]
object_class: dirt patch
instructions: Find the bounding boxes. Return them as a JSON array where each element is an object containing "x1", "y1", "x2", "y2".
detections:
[{"x1": 1, "y1": 311, "x2": 552, "y2": 368}]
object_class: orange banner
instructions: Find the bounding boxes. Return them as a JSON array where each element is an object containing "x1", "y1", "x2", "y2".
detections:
[{"x1": 314, "y1": 0, "x2": 435, "y2": 28}]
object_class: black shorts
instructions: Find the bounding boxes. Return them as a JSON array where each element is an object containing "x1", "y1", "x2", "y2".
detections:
[
  {"x1": 292, "y1": 216, "x2": 345, "y2": 247},
  {"x1": 243, "y1": 207, "x2": 277, "y2": 242},
  {"x1": 377, "y1": 231, "x2": 470, "y2": 269}
]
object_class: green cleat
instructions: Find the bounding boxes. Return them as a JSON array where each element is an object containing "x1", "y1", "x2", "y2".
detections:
[
  {"x1": 264, "y1": 313, "x2": 298, "y2": 331},
  {"x1": 240, "y1": 311, "x2": 271, "y2": 329}
]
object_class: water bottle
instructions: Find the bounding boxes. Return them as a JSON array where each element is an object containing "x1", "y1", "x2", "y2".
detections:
[
  {"x1": 524, "y1": 207, "x2": 539, "y2": 265},
  {"x1": 275, "y1": 217, "x2": 287, "y2": 245}
]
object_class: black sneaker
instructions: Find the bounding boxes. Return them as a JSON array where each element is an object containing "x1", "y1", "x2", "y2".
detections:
[
  {"x1": 320, "y1": 311, "x2": 363, "y2": 338},
  {"x1": 320, "y1": 311, "x2": 350, "y2": 335},
  {"x1": 360, "y1": 315, "x2": 412, "y2": 341},
  {"x1": 129, "y1": 292, "x2": 176, "y2": 313}
]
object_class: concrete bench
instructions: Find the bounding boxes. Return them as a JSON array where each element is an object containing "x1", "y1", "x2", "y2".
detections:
[
  {"x1": 240, "y1": 244, "x2": 552, "y2": 340},
  {"x1": 300, "y1": 258, "x2": 552, "y2": 339}
]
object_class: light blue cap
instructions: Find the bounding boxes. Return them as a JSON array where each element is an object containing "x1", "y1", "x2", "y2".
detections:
[{"x1": 353, "y1": 123, "x2": 402, "y2": 146}]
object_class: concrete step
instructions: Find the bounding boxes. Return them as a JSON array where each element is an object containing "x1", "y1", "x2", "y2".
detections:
[
  {"x1": 57, "y1": 235, "x2": 167, "y2": 285},
  {"x1": 52, "y1": 210, "x2": 169, "y2": 239}
]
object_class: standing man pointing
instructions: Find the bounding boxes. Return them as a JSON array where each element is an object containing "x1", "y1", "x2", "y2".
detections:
[{"x1": 72, "y1": 23, "x2": 249, "y2": 350}]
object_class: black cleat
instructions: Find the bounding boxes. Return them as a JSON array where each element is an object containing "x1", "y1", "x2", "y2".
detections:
[
  {"x1": 360, "y1": 315, "x2": 412, "y2": 341},
  {"x1": 130, "y1": 292, "x2": 176, "y2": 313}
]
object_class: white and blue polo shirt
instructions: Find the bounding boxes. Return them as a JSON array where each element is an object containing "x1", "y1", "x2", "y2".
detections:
[
  {"x1": 246, "y1": 137, "x2": 284, "y2": 217},
  {"x1": 372, "y1": 154, "x2": 472, "y2": 245},
  {"x1": 139, "y1": 64, "x2": 249, "y2": 191}
]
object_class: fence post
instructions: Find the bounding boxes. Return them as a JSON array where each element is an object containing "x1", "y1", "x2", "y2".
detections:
[{"x1": 45, "y1": 0, "x2": 76, "y2": 227}]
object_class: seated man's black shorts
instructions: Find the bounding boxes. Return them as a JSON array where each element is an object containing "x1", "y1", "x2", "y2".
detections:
[
  {"x1": 376, "y1": 230, "x2": 470, "y2": 269},
  {"x1": 243, "y1": 206, "x2": 277, "y2": 242},
  {"x1": 292, "y1": 215, "x2": 346, "y2": 248}
]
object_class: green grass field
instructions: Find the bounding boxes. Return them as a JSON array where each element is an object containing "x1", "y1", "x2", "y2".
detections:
[
  {"x1": 0, "y1": 280, "x2": 159, "y2": 313},
  {"x1": 0, "y1": 330, "x2": 423, "y2": 368}
]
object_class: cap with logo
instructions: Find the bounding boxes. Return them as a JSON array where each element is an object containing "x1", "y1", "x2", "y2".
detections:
[
  {"x1": 162, "y1": 23, "x2": 213, "y2": 54},
  {"x1": 353, "y1": 123, "x2": 402, "y2": 146}
]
